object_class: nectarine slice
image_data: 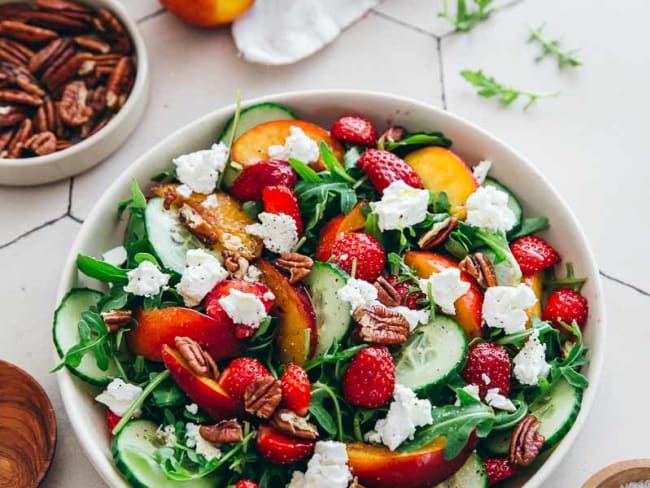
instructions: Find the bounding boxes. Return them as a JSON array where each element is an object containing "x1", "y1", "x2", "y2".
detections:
[
  {"x1": 314, "y1": 203, "x2": 367, "y2": 262},
  {"x1": 523, "y1": 271, "x2": 543, "y2": 327}
]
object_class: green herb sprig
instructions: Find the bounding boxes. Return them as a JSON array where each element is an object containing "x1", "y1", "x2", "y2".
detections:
[
  {"x1": 438, "y1": 0, "x2": 496, "y2": 33},
  {"x1": 529, "y1": 25, "x2": 581, "y2": 68},
  {"x1": 461, "y1": 70, "x2": 558, "y2": 110}
]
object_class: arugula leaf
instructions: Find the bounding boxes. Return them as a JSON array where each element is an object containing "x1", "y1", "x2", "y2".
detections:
[
  {"x1": 289, "y1": 158, "x2": 321, "y2": 183},
  {"x1": 151, "y1": 378, "x2": 186, "y2": 407},
  {"x1": 151, "y1": 167, "x2": 177, "y2": 183},
  {"x1": 433, "y1": 191, "x2": 451, "y2": 213},
  {"x1": 438, "y1": 0, "x2": 496, "y2": 32},
  {"x1": 385, "y1": 132, "x2": 452, "y2": 154},
  {"x1": 320, "y1": 142, "x2": 355, "y2": 184},
  {"x1": 508, "y1": 216, "x2": 549, "y2": 239},
  {"x1": 461, "y1": 70, "x2": 558, "y2": 110},
  {"x1": 496, "y1": 316, "x2": 557, "y2": 347},
  {"x1": 52, "y1": 310, "x2": 112, "y2": 372},
  {"x1": 77, "y1": 254, "x2": 129, "y2": 284},
  {"x1": 544, "y1": 262, "x2": 587, "y2": 293},
  {"x1": 304, "y1": 343, "x2": 367, "y2": 372},
  {"x1": 309, "y1": 389, "x2": 338, "y2": 436},
  {"x1": 529, "y1": 25, "x2": 581, "y2": 69},
  {"x1": 130, "y1": 178, "x2": 147, "y2": 209}
]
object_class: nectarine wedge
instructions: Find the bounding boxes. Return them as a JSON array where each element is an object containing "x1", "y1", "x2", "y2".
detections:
[
  {"x1": 523, "y1": 271, "x2": 543, "y2": 327},
  {"x1": 231, "y1": 120, "x2": 344, "y2": 171},
  {"x1": 404, "y1": 252, "x2": 484, "y2": 339},
  {"x1": 314, "y1": 203, "x2": 367, "y2": 262}
]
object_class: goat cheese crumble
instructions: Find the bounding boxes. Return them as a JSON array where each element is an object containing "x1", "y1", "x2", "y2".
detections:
[
  {"x1": 218, "y1": 288, "x2": 268, "y2": 327},
  {"x1": 268, "y1": 125, "x2": 320, "y2": 165},
  {"x1": 123, "y1": 261, "x2": 170, "y2": 297},
  {"x1": 95, "y1": 378, "x2": 143, "y2": 416},
  {"x1": 173, "y1": 142, "x2": 229, "y2": 194},
  {"x1": 418, "y1": 268, "x2": 470, "y2": 315},
  {"x1": 246, "y1": 212, "x2": 298, "y2": 254},
  {"x1": 513, "y1": 329, "x2": 551, "y2": 385},
  {"x1": 201, "y1": 194, "x2": 219, "y2": 208},
  {"x1": 101, "y1": 245, "x2": 127, "y2": 267},
  {"x1": 337, "y1": 278, "x2": 378, "y2": 312},
  {"x1": 485, "y1": 388, "x2": 516, "y2": 412},
  {"x1": 156, "y1": 424, "x2": 178, "y2": 447},
  {"x1": 393, "y1": 306, "x2": 430, "y2": 332},
  {"x1": 176, "y1": 249, "x2": 228, "y2": 307},
  {"x1": 369, "y1": 180, "x2": 430, "y2": 231},
  {"x1": 185, "y1": 403, "x2": 199, "y2": 415},
  {"x1": 472, "y1": 159, "x2": 492, "y2": 184},
  {"x1": 465, "y1": 185, "x2": 516, "y2": 232},
  {"x1": 185, "y1": 423, "x2": 221, "y2": 461},
  {"x1": 482, "y1": 284, "x2": 538, "y2": 334},
  {"x1": 287, "y1": 441, "x2": 352, "y2": 488}
]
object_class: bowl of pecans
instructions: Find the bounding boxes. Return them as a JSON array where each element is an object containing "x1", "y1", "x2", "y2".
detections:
[{"x1": 0, "y1": 0, "x2": 149, "y2": 186}]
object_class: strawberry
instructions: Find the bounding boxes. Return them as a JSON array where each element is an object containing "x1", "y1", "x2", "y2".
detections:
[
  {"x1": 543, "y1": 288, "x2": 589, "y2": 330},
  {"x1": 483, "y1": 458, "x2": 517, "y2": 486},
  {"x1": 234, "y1": 481, "x2": 259, "y2": 488},
  {"x1": 204, "y1": 279, "x2": 274, "y2": 339},
  {"x1": 256, "y1": 424, "x2": 315, "y2": 464},
  {"x1": 315, "y1": 214, "x2": 345, "y2": 262},
  {"x1": 330, "y1": 115, "x2": 378, "y2": 146},
  {"x1": 357, "y1": 149, "x2": 423, "y2": 193},
  {"x1": 343, "y1": 346, "x2": 395, "y2": 408},
  {"x1": 280, "y1": 364, "x2": 311, "y2": 416},
  {"x1": 461, "y1": 342, "x2": 511, "y2": 399},
  {"x1": 383, "y1": 274, "x2": 426, "y2": 309},
  {"x1": 230, "y1": 159, "x2": 297, "y2": 202},
  {"x1": 510, "y1": 236, "x2": 561, "y2": 274},
  {"x1": 262, "y1": 185, "x2": 303, "y2": 236},
  {"x1": 106, "y1": 410, "x2": 121, "y2": 436},
  {"x1": 219, "y1": 357, "x2": 271, "y2": 403},
  {"x1": 329, "y1": 232, "x2": 385, "y2": 282}
]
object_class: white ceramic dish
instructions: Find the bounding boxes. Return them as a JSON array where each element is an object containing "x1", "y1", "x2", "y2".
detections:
[
  {"x1": 55, "y1": 90, "x2": 606, "y2": 488},
  {"x1": 0, "y1": 0, "x2": 149, "y2": 186}
]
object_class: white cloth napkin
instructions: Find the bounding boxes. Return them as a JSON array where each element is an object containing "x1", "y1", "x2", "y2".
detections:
[{"x1": 232, "y1": 0, "x2": 379, "y2": 65}]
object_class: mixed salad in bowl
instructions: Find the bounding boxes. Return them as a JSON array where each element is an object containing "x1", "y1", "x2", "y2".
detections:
[{"x1": 53, "y1": 100, "x2": 592, "y2": 488}]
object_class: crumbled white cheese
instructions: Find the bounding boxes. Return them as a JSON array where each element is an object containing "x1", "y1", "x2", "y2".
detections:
[
  {"x1": 482, "y1": 284, "x2": 537, "y2": 334},
  {"x1": 481, "y1": 373, "x2": 492, "y2": 385},
  {"x1": 472, "y1": 159, "x2": 492, "y2": 184},
  {"x1": 465, "y1": 185, "x2": 517, "y2": 233},
  {"x1": 176, "y1": 249, "x2": 228, "y2": 307},
  {"x1": 218, "y1": 288, "x2": 268, "y2": 327},
  {"x1": 287, "y1": 441, "x2": 352, "y2": 488},
  {"x1": 101, "y1": 245, "x2": 127, "y2": 267},
  {"x1": 185, "y1": 423, "x2": 222, "y2": 461},
  {"x1": 176, "y1": 184, "x2": 192, "y2": 198},
  {"x1": 222, "y1": 233, "x2": 245, "y2": 251},
  {"x1": 455, "y1": 383, "x2": 480, "y2": 405},
  {"x1": 364, "y1": 384, "x2": 433, "y2": 451},
  {"x1": 156, "y1": 424, "x2": 178, "y2": 447},
  {"x1": 268, "y1": 125, "x2": 320, "y2": 165},
  {"x1": 201, "y1": 194, "x2": 219, "y2": 208},
  {"x1": 244, "y1": 264, "x2": 262, "y2": 282},
  {"x1": 95, "y1": 378, "x2": 143, "y2": 416},
  {"x1": 336, "y1": 278, "x2": 378, "y2": 312},
  {"x1": 173, "y1": 142, "x2": 229, "y2": 194},
  {"x1": 369, "y1": 180, "x2": 430, "y2": 231},
  {"x1": 123, "y1": 261, "x2": 170, "y2": 297},
  {"x1": 418, "y1": 268, "x2": 470, "y2": 315},
  {"x1": 485, "y1": 388, "x2": 516, "y2": 412},
  {"x1": 246, "y1": 212, "x2": 298, "y2": 254},
  {"x1": 392, "y1": 305, "x2": 430, "y2": 332},
  {"x1": 185, "y1": 403, "x2": 198, "y2": 415},
  {"x1": 513, "y1": 329, "x2": 551, "y2": 386}
]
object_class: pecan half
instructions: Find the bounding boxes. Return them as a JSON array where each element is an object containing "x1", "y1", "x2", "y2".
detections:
[
  {"x1": 74, "y1": 35, "x2": 110, "y2": 53},
  {"x1": 174, "y1": 336, "x2": 219, "y2": 379},
  {"x1": 58, "y1": 80, "x2": 92, "y2": 126},
  {"x1": 6, "y1": 117, "x2": 31, "y2": 157},
  {"x1": 377, "y1": 126, "x2": 406, "y2": 148},
  {"x1": 35, "y1": 0, "x2": 92, "y2": 14},
  {"x1": 22, "y1": 10, "x2": 90, "y2": 33},
  {"x1": 199, "y1": 419, "x2": 243, "y2": 444},
  {"x1": 29, "y1": 38, "x2": 72, "y2": 74},
  {"x1": 417, "y1": 217, "x2": 458, "y2": 250},
  {"x1": 352, "y1": 304, "x2": 409, "y2": 345},
  {"x1": 101, "y1": 309, "x2": 133, "y2": 332},
  {"x1": 2, "y1": 63, "x2": 46, "y2": 97},
  {"x1": 178, "y1": 203, "x2": 219, "y2": 245},
  {"x1": 509, "y1": 415, "x2": 545, "y2": 467},
  {"x1": 0, "y1": 39, "x2": 34, "y2": 66},
  {"x1": 243, "y1": 376, "x2": 282, "y2": 419},
  {"x1": 43, "y1": 52, "x2": 93, "y2": 91},
  {"x1": 93, "y1": 9, "x2": 131, "y2": 54},
  {"x1": 0, "y1": 21, "x2": 58, "y2": 44},
  {"x1": 24, "y1": 130, "x2": 56, "y2": 156},
  {"x1": 0, "y1": 128, "x2": 14, "y2": 151},
  {"x1": 459, "y1": 252, "x2": 497, "y2": 289},
  {"x1": 0, "y1": 104, "x2": 27, "y2": 128},
  {"x1": 271, "y1": 409, "x2": 319, "y2": 440},
  {"x1": 374, "y1": 276, "x2": 401, "y2": 307},
  {"x1": 55, "y1": 138, "x2": 71, "y2": 151},
  {"x1": 105, "y1": 56, "x2": 133, "y2": 110},
  {"x1": 87, "y1": 85, "x2": 106, "y2": 113},
  {"x1": 276, "y1": 253, "x2": 313, "y2": 284},
  {"x1": 223, "y1": 249, "x2": 250, "y2": 280},
  {"x1": 0, "y1": 89, "x2": 42, "y2": 106}
]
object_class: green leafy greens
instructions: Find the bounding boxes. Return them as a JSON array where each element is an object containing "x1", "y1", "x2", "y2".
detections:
[{"x1": 461, "y1": 70, "x2": 558, "y2": 110}]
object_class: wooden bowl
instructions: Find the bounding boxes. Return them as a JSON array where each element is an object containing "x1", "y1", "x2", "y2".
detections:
[
  {"x1": 0, "y1": 361, "x2": 57, "y2": 488},
  {"x1": 583, "y1": 459, "x2": 650, "y2": 487}
]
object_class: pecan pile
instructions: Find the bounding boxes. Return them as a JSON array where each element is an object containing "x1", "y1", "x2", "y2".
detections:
[{"x1": 0, "y1": 0, "x2": 135, "y2": 158}]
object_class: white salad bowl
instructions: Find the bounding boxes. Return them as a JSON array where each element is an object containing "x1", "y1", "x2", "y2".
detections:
[{"x1": 55, "y1": 89, "x2": 606, "y2": 488}]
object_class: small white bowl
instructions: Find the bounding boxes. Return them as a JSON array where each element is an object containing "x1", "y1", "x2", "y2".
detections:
[
  {"x1": 55, "y1": 90, "x2": 606, "y2": 487},
  {"x1": 0, "y1": 0, "x2": 149, "y2": 186}
]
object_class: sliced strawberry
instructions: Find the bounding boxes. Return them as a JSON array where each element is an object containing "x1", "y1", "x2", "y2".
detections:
[
  {"x1": 330, "y1": 115, "x2": 378, "y2": 146},
  {"x1": 383, "y1": 274, "x2": 426, "y2": 310},
  {"x1": 330, "y1": 232, "x2": 385, "y2": 282},
  {"x1": 483, "y1": 458, "x2": 517, "y2": 486},
  {"x1": 280, "y1": 364, "x2": 310, "y2": 417},
  {"x1": 218, "y1": 357, "x2": 270, "y2": 404},
  {"x1": 510, "y1": 235, "x2": 561, "y2": 274},
  {"x1": 234, "y1": 481, "x2": 259, "y2": 488},
  {"x1": 256, "y1": 424, "x2": 315, "y2": 464},
  {"x1": 343, "y1": 346, "x2": 395, "y2": 408},
  {"x1": 543, "y1": 288, "x2": 589, "y2": 330},
  {"x1": 106, "y1": 410, "x2": 121, "y2": 436},
  {"x1": 461, "y1": 342, "x2": 511, "y2": 399},
  {"x1": 262, "y1": 185, "x2": 303, "y2": 236},
  {"x1": 230, "y1": 159, "x2": 297, "y2": 202},
  {"x1": 357, "y1": 148, "x2": 423, "y2": 193}
]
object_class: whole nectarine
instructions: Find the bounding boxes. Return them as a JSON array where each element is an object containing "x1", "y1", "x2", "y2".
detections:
[{"x1": 160, "y1": 0, "x2": 255, "y2": 27}]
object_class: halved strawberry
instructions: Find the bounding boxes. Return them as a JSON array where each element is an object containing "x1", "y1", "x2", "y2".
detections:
[
  {"x1": 510, "y1": 235, "x2": 561, "y2": 274},
  {"x1": 280, "y1": 364, "x2": 310, "y2": 416},
  {"x1": 543, "y1": 288, "x2": 589, "y2": 330},
  {"x1": 330, "y1": 232, "x2": 385, "y2": 282},
  {"x1": 219, "y1": 357, "x2": 270, "y2": 404},
  {"x1": 262, "y1": 185, "x2": 303, "y2": 236},
  {"x1": 461, "y1": 342, "x2": 511, "y2": 399},
  {"x1": 357, "y1": 148, "x2": 423, "y2": 193},
  {"x1": 382, "y1": 274, "x2": 426, "y2": 310},
  {"x1": 483, "y1": 458, "x2": 517, "y2": 486},
  {"x1": 256, "y1": 424, "x2": 315, "y2": 464},
  {"x1": 343, "y1": 346, "x2": 395, "y2": 408},
  {"x1": 106, "y1": 410, "x2": 121, "y2": 436},
  {"x1": 330, "y1": 115, "x2": 378, "y2": 146},
  {"x1": 230, "y1": 159, "x2": 297, "y2": 202}
]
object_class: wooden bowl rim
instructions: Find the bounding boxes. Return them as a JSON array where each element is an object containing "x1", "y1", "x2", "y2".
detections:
[{"x1": 583, "y1": 459, "x2": 650, "y2": 487}]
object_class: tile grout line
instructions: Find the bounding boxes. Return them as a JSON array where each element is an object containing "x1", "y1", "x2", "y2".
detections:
[
  {"x1": 436, "y1": 37, "x2": 448, "y2": 110},
  {"x1": 369, "y1": 9, "x2": 440, "y2": 40},
  {"x1": 599, "y1": 271, "x2": 650, "y2": 298},
  {"x1": 136, "y1": 7, "x2": 167, "y2": 25},
  {"x1": 66, "y1": 176, "x2": 84, "y2": 223},
  {"x1": 0, "y1": 214, "x2": 67, "y2": 250}
]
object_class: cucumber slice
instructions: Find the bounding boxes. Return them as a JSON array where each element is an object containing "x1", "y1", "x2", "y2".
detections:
[
  {"x1": 303, "y1": 262, "x2": 351, "y2": 356},
  {"x1": 113, "y1": 419, "x2": 220, "y2": 488},
  {"x1": 434, "y1": 453, "x2": 488, "y2": 488},
  {"x1": 218, "y1": 102, "x2": 296, "y2": 144},
  {"x1": 479, "y1": 428, "x2": 512, "y2": 457},
  {"x1": 145, "y1": 197, "x2": 204, "y2": 274},
  {"x1": 530, "y1": 378, "x2": 582, "y2": 449},
  {"x1": 394, "y1": 316, "x2": 467, "y2": 393},
  {"x1": 53, "y1": 288, "x2": 119, "y2": 386},
  {"x1": 483, "y1": 178, "x2": 523, "y2": 230}
]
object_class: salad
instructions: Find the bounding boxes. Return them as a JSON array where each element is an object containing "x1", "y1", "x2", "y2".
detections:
[{"x1": 53, "y1": 101, "x2": 591, "y2": 488}]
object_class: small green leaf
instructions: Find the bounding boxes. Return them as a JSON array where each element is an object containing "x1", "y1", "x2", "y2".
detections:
[
  {"x1": 289, "y1": 158, "x2": 321, "y2": 183},
  {"x1": 130, "y1": 178, "x2": 147, "y2": 209},
  {"x1": 77, "y1": 254, "x2": 129, "y2": 284}
]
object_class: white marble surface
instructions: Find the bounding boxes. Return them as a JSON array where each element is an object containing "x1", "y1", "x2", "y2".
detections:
[{"x1": 1, "y1": 0, "x2": 648, "y2": 486}]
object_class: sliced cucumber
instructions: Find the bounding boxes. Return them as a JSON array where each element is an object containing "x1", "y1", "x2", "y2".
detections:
[
  {"x1": 53, "y1": 288, "x2": 119, "y2": 386},
  {"x1": 303, "y1": 262, "x2": 351, "y2": 356},
  {"x1": 530, "y1": 378, "x2": 582, "y2": 449},
  {"x1": 479, "y1": 428, "x2": 512, "y2": 457},
  {"x1": 434, "y1": 453, "x2": 488, "y2": 488},
  {"x1": 113, "y1": 419, "x2": 220, "y2": 488},
  {"x1": 394, "y1": 315, "x2": 467, "y2": 393},
  {"x1": 145, "y1": 197, "x2": 204, "y2": 274},
  {"x1": 483, "y1": 177, "x2": 523, "y2": 230},
  {"x1": 218, "y1": 102, "x2": 296, "y2": 144}
]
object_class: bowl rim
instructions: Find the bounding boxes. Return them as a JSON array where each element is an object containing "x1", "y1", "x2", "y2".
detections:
[
  {"x1": 0, "y1": 0, "x2": 149, "y2": 170},
  {"x1": 55, "y1": 88, "x2": 606, "y2": 488}
]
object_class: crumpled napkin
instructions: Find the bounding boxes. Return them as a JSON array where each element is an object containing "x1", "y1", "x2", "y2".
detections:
[{"x1": 232, "y1": 0, "x2": 379, "y2": 65}]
